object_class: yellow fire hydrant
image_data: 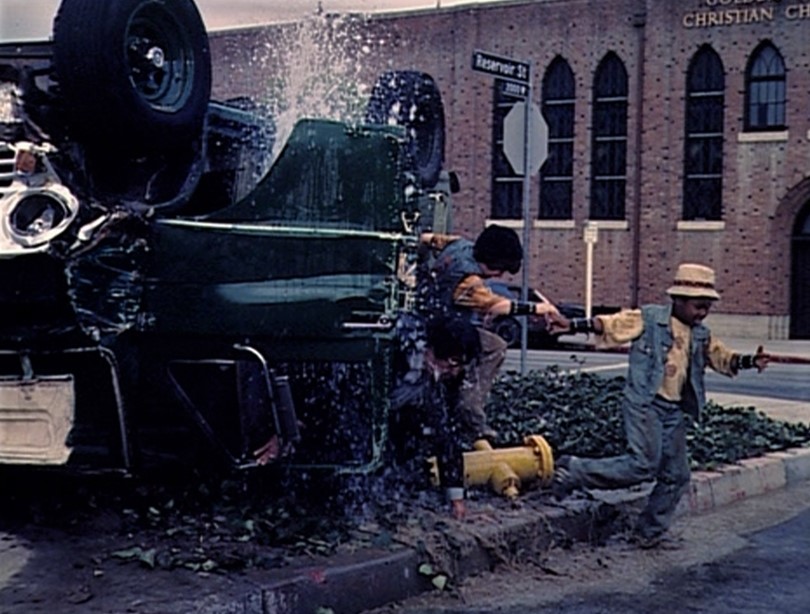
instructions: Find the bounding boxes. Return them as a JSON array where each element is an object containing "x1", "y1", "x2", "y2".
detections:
[{"x1": 429, "y1": 435, "x2": 555, "y2": 499}]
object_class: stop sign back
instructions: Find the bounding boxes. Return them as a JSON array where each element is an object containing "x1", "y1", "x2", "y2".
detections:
[{"x1": 503, "y1": 101, "x2": 548, "y2": 176}]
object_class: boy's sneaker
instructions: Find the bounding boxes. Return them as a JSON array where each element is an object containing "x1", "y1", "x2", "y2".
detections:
[{"x1": 551, "y1": 455, "x2": 577, "y2": 500}]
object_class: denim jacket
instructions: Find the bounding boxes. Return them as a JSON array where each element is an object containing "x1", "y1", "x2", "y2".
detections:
[
  {"x1": 625, "y1": 304, "x2": 710, "y2": 420},
  {"x1": 430, "y1": 238, "x2": 482, "y2": 325}
]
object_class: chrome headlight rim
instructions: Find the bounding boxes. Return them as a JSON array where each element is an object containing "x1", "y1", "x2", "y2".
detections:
[{"x1": 3, "y1": 185, "x2": 79, "y2": 248}]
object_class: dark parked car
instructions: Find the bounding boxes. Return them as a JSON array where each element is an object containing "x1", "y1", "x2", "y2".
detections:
[{"x1": 0, "y1": 0, "x2": 453, "y2": 474}]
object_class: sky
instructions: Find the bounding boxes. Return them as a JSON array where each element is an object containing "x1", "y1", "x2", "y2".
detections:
[{"x1": 0, "y1": 0, "x2": 510, "y2": 41}]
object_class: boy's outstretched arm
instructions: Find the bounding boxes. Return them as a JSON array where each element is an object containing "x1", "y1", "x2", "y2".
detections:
[{"x1": 734, "y1": 345, "x2": 770, "y2": 373}]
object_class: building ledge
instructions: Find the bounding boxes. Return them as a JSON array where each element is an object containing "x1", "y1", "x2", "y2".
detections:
[
  {"x1": 534, "y1": 219, "x2": 576, "y2": 229},
  {"x1": 737, "y1": 130, "x2": 788, "y2": 143},
  {"x1": 587, "y1": 220, "x2": 628, "y2": 231},
  {"x1": 677, "y1": 220, "x2": 726, "y2": 231}
]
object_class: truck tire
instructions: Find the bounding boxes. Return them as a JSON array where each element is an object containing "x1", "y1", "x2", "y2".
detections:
[
  {"x1": 53, "y1": 0, "x2": 212, "y2": 153},
  {"x1": 365, "y1": 71, "x2": 445, "y2": 189}
]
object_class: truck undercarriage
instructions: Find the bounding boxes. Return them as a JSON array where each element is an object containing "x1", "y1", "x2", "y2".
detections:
[{"x1": 0, "y1": 0, "x2": 452, "y2": 475}]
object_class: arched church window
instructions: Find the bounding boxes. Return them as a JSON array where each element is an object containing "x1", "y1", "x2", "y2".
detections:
[
  {"x1": 590, "y1": 52, "x2": 627, "y2": 220},
  {"x1": 539, "y1": 56, "x2": 575, "y2": 220},
  {"x1": 683, "y1": 45, "x2": 725, "y2": 221},
  {"x1": 745, "y1": 41, "x2": 786, "y2": 131}
]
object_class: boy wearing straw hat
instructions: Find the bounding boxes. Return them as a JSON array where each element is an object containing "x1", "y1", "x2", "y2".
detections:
[{"x1": 548, "y1": 263, "x2": 770, "y2": 548}]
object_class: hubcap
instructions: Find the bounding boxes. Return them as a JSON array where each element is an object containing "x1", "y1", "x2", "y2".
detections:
[{"x1": 125, "y1": 4, "x2": 194, "y2": 112}]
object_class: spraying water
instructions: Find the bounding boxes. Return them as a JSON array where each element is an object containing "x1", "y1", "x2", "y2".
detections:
[{"x1": 247, "y1": 12, "x2": 390, "y2": 161}]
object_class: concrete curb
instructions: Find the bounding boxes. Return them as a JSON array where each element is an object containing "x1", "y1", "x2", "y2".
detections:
[
  {"x1": 218, "y1": 445, "x2": 810, "y2": 614},
  {"x1": 258, "y1": 549, "x2": 428, "y2": 614},
  {"x1": 677, "y1": 446, "x2": 810, "y2": 516}
]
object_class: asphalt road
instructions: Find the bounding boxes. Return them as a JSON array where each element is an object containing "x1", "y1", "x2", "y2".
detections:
[
  {"x1": 503, "y1": 348, "x2": 810, "y2": 402},
  {"x1": 499, "y1": 495, "x2": 810, "y2": 614}
]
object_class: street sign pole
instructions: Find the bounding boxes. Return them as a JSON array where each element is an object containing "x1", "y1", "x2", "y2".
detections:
[
  {"x1": 472, "y1": 50, "x2": 536, "y2": 373},
  {"x1": 519, "y1": 74, "x2": 532, "y2": 374}
]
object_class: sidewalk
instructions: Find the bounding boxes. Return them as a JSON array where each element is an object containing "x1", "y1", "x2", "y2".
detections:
[{"x1": 195, "y1": 340, "x2": 810, "y2": 614}]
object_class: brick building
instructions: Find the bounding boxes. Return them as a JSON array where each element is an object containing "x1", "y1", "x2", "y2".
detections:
[{"x1": 209, "y1": 0, "x2": 810, "y2": 339}]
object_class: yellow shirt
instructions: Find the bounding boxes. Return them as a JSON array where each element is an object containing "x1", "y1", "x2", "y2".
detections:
[
  {"x1": 596, "y1": 309, "x2": 737, "y2": 401},
  {"x1": 452, "y1": 275, "x2": 505, "y2": 312}
]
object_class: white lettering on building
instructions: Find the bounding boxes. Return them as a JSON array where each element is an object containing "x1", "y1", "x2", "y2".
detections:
[
  {"x1": 683, "y1": 7, "x2": 773, "y2": 27},
  {"x1": 685, "y1": 1, "x2": 810, "y2": 27},
  {"x1": 785, "y1": 3, "x2": 810, "y2": 19}
]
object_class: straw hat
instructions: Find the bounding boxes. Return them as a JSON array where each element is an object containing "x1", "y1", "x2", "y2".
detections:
[{"x1": 666, "y1": 263, "x2": 720, "y2": 300}]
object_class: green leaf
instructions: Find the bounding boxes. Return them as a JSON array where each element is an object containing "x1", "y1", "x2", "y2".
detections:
[
  {"x1": 111, "y1": 547, "x2": 142, "y2": 560},
  {"x1": 138, "y1": 548, "x2": 157, "y2": 568},
  {"x1": 201, "y1": 559, "x2": 217, "y2": 572},
  {"x1": 432, "y1": 574, "x2": 448, "y2": 590},
  {"x1": 112, "y1": 546, "x2": 156, "y2": 569}
]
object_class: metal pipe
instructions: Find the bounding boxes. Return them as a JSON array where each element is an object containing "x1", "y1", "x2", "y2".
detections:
[{"x1": 556, "y1": 341, "x2": 810, "y2": 365}]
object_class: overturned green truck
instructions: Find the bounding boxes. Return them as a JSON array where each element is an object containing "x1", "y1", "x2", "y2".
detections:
[{"x1": 0, "y1": 0, "x2": 453, "y2": 474}]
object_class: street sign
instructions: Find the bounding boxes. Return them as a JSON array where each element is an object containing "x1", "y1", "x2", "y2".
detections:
[
  {"x1": 471, "y1": 50, "x2": 530, "y2": 83},
  {"x1": 497, "y1": 78, "x2": 528, "y2": 99},
  {"x1": 503, "y1": 101, "x2": 548, "y2": 176}
]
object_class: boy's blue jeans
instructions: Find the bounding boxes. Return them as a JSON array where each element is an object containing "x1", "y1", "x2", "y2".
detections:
[{"x1": 568, "y1": 395, "x2": 691, "y2": 539}]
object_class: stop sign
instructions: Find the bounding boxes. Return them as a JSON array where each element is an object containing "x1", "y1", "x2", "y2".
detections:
[{"x1": 503, "y1": 101, "x2": 548, "y2": 176}]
